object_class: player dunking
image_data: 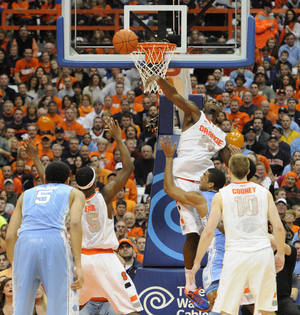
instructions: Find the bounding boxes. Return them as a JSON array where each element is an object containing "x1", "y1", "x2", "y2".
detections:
[
  {"x1": 146, "y1": 75, "x2": 231, "y2": 308},
  {"x1": 6, "y1": 160, "x2": 86, "y2": 315},
  {"x1": 75, "y1": 118, "x2": 143, "y2": 315},
  {"x1": 191, "y1": 154, "x2": 285, "y2": 315},
  {"x1": 160, "y1": 135, "x2": 226, "y2": 311}
]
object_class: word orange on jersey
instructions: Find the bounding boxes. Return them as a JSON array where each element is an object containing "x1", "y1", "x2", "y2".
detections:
[{"x1": 199, "y1": 125, "x2": 224, "y2": 147}]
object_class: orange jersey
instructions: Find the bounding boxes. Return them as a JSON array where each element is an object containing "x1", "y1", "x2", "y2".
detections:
[
  {"x1": 252, "y1": 94, "x2": 267, "y2": 107},
  {"x1": 15, "y1": 58, "x2": 39, "y2": 82},
  {"x1": 226, "y1": 112, "x2": 250, "y2": 133},
  {"x1": 131, "y1": 102, "x2": 144, "y2": 114},
  {"x1": 103, "y1": 104, "x2": 121, "y2": 115},
  {"x1": 57, "y1": 121, "x2": 85, "y2": 140},
  {"x1": 233, "y1": 86, "x2": 249, "y2": 99},
  {"x1": 269, "y1": 103, "x2": 288, "y2": 115}
]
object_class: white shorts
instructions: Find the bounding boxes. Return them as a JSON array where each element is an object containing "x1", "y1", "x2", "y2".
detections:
[
  {"x1": 79, "y1": 252, "x2": 143, "y2": 315},
  {"x1": 174, "y1": 177, "x2": 202, "y2": 235},
  {"x1": 213, "y1": 247, "x2": 277, "y2": 315}
]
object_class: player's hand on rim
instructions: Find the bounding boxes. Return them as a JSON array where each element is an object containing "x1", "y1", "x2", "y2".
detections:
[
  {"x1": 160, "y1": 136, "x2": 176, "y2": 157},
  {"x1": 145, "y1": 75, "x2": 161, "y2": 89},
  {"x1": 105, "y1": 118, "x2": 122, "y2": 141}
]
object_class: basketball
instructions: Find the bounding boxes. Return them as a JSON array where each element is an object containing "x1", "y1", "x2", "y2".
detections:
[
  {"x1": 37, "y1": 116, "x2": 55, "y2": 131},
  {"x1": 113, "y1": 29, "x2": 138, "y2": 54},
  {"x1": 226, "y1": 130, "x2": 244, "y2": 148}
]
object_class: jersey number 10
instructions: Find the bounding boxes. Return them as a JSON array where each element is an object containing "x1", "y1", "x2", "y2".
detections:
[{"x1": 234, "y1": 195, "x2": 258, "y2": 217}]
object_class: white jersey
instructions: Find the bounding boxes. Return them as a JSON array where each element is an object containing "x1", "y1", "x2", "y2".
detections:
[
  {"x1": 173, "y1": 112, "x2": 226, "y2": 181},
  {"x1": 220, "y1": 182, "x2": 271, "y2": 252},
  {"x1": 82, "y1": 192, "x2": 119, "y2": 250}
]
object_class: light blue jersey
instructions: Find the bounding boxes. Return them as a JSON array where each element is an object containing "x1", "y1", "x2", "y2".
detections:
[
  {"x1": 201, "y1": 191, "x2": 225, "y2": 294},
  {"x1": 18, "y1": 184, "x2": 73, "y2": 233},
  {"x1": 13, "y1": 184, "x2": 79, "y2": 315}
]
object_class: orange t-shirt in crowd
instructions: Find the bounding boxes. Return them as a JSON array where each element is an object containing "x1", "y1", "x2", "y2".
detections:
[
  {"x1": 103, "y1": 104, "x2": 121, "y2": 115},
  {"x1": 112, "y1": 198, "x2": 136, "y2": 215},
  {"x1": 226, "y1": 112, "x2": 250, "y2": 133},
  {"x1": 265, "y1": 111, "x2": 278, "y2": 125},
  {"x1": 233, "y1": 86, "x2": 249, "y2": 99},
  {"x1": 112, "y1": 94, "x2": 126, "y2": 107},
  {"x1": 126, "y1": 226, "x2": 143, "y2": 238},
  {"x1": 79, "y1": 106, "x2": 93, "y2": 117},
  {"x1": 252, "y1": 94, "x2": 268, "y2": 107},
  {"x1": 269, "y1": 103, "x2": 288, "y2": 115},
  {"x1": 13, "y1": 106, "x2": 27, "y2": 116},
  {"x1": 11, "y1": 1, "x2": 31, "y2": 19},
  {"x1": 15, "y1": 58, "x2": 39, "y2": 82},
  {"x1": 38, "y1": 149, "x2": 53, "y2": 159},
  {"x1": 96, "y1": 48, "x2": 115, "y2": 55},
  {"x1": 131, "y1": 102, "x2": 144, "y2": 114},
  {"x1": 40, "y1": 2, "x2": 61, "y2": 22},
  {"x1": 57, "y1": 121, "x2": 85, "y2": 140},
  {"x1": 47, "y1": 113, "x2": 63, "y2": 127},
  {"x1": 0, "y1": 177, "x2": 22, "y2": 193},
  {"x1": 39, "y1": 61, "x2": 51, "y2": 73},
  {"x1": 56, "y1": 76, "x2": 78, "y2": 91}
]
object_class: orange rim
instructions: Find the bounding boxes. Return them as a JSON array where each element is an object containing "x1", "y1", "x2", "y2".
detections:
[{"x1": 135, "y1": 42, "x2": 176, "y2": 63}]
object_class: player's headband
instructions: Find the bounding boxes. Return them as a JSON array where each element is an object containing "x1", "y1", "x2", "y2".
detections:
[{"x1": 77, "y1": 167, "x2": 96, "y2": 190}]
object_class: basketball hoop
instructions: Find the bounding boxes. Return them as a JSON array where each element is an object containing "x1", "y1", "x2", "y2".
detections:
[{"x1": 131, "y1": 42, "x2": 177, "y2": 93}]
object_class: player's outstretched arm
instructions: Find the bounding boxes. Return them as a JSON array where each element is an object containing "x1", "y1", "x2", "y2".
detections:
[
  {"x1": 160, "y1": 136, "x2": 208, "y2": 217},
  {"x1": 21, "y1": 138, "x2": 45, "y2": 183},
  {"x1": 102, "y1": 118, "x2": 134, "y2": 206},
  {"x1": 69, "y1": 189, "x2": 85, "y2": 290},
  {"x1": 145, "y1": 75, "x2": 200, "y2": 118},
  {"x1": 6, "y1": 193, "x2": 24, "y2": 265},
  {"x1": 267, "y1": 191, "x2": 285, "y2": 273},
  {"x1": 190, "y1": 193, "x2": 222, "y2": 282}
]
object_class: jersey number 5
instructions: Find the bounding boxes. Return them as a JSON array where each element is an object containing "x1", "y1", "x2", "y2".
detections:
[
  {"x1": 86, "y1": 213, "x2": 101, "y2": 233},
  {"x1": 35, "y1": 190, "x2": 53, "y2": 204},
  {"x1": 234, "y1": 195, "x2": 258, "y2": 216}
]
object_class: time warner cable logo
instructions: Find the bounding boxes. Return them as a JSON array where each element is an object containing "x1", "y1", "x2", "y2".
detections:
[{"x1": 139, "y1": 286, "x2": 211, "y2": 315}]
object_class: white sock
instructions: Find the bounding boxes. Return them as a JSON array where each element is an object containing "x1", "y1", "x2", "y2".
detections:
[{"x1": 185, "y1": 268, "x2": 196, "y2": 292}]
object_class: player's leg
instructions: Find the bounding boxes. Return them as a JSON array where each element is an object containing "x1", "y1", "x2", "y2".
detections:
[
  {"x1": 207, "y1": 289, "x2": 217, "y2": 308},
  {"x1": 79, "y1": 301, "x2": 98, "y2": 315},
  {"x1": 13, "y1": 233, "x2": 41, "y2": 315},
  {"x1": 39, "y1": 231, "x2": 78, "y2": 315},
  {"x1": 260, "y1": 311, "x2": 275, "y2": 315}
]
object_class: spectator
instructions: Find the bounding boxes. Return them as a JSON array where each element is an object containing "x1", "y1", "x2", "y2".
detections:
[
  {"x1": 239, "y1": 91, "x2": 258, "y2": 118},
  {"x1": 136, "y1": 236, "x2": 146, "y2": 263},
  {"x1": 117, "y1": 239, "x2": 142, "y2": 281},
  {"x1": 205, "y1": 74, "x2": 224, "y2": 99},
  {"x1": 245, "y1": 126, "x2": 265, "y2": 154},
  {"x1": 82, "y1": 74, "x2": 103, "y2": 103},
  {"x1": 51, "y1": 127, "x2": 69, "y2": 152},
  {"x1": 250, "y1": 82, "x2": 268, "y2": 106},
  {"x1": 260, "y1": 134, "x2": 290, "y2": 176},
  {"x1": 282, "y1": 172, "x2": 300, "y2": 206},
  {"x1": 89, "y1": 153, "x2": 112, "y2": 185},
  {"x1": 79, "y1": 94, "x2": 93, "y2": 117},
  {"x1": 57, "y1": 76, "x2": 75, "y2": 99},
  {"x1": 115, "y1": 221, "x2": 127, "y2": 241},
  {"x1": 254, "y1": 72, "x2": 276, "y2": 103},
  {"x1": 51, "y1": 144, "x2": 68, "y2": 164},
  {"x1": 88, "y1": 117, "x2": 104, "y2": 145},
  {"x1": 124, "y1": 212, "x2": 143, "y2": 238},
  {"x1": 226, "y1": 99, "x2": 250, "y2": 132},
  {"x1": 14, "y1": 48, "x2": 39, "y2": 83},
  {"x1": 134, "y1": 145, "x2": 154, "y2": 187},
  {"x1": 56, "y1": 67, "x2": 78, "y2": 91},
  {"x1": 3, "y1": 179, "x2": 19, "y2": 206},
  {"x1": 273, "y1": 64, "x2": 296, "y2": 92},
  {"x1": 57, "y1": 108, "x2": 85, "y2": 141},
  {"x1": 0, "y1": 136, "x2": 9, "y2": 167},
  {"x1": 38, "y1": 135, "x2": 53, "y2": 159},
  {"x1": 269, "y1": 89, "x2": 288, "y2": 116},
  {"x1": 0, "y1": 198, "x2": 10, "y2": 223},
  {"x1": 71, "y1": 81, "x2": 83, "y2": 107},
  {"x1": 126, "y1": 90, "x2": 145, "y2": 115},
  {"x1": 104, "y1": 147, "x2": 121, "y2": 171},
  {"x1": 0, "y1": 74, "x2": 15, "y2": 102},
  {"x1": 13, "y1": 160, "x2": 32, "y2": 190},
  {"x1": 12, "y1": 26, "x2": 38, "y2": 58},
  {"x1": 134, "y1": 204, "x2": 147, "y2": 234},
  {"x1": 0, "y1": 255, "x2": 8, "y2": 272},
  {"x1": 114, "y1": 200, "x2": 127, "y2": 224},
  {"x1": 40, "y1": 155, "x2": 51, "y2": 168},
  {"x1": 61, "y1": 136, "x2": 80, "y2": 165},
  {"x1": 276, "y1": 50, "x2": 293, "y2": 72},
  {"x1": 280, "y1": 114, "x2": 300, "y2": 145},
  {"x1": 255, "y1": 1, "x2": 278, "y2": 50},
  {"x1": 113, "y1": 187, "x2": 136, "y2": 214},
  {"x1": 279, "y1": 33, "x2": 300, "y2": 68},
  {"x1": 287, "y1": 98, "x2": 300, "y2": 127}
]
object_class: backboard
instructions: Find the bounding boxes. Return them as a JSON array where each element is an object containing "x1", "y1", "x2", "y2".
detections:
[{"x1": 56, "y1": 0, "x2": 254, "y2": 68}]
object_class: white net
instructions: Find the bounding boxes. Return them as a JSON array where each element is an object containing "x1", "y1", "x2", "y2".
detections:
[{"x1": 130, "y1": 43, "x2": 176, "y2": 93}]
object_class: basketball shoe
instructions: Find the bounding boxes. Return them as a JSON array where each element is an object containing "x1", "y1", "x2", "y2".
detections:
[{"x1": 184, "y1": 287, "x2": 211, "y2": 312}]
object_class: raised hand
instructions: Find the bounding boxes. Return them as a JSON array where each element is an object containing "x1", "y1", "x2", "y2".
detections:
[
  {"x1": 160, "y1": 135, "x2": 176, "y2": 158},
  {"x1": 21, "y1": 138, "x2": 39, "y2": 160},
  {"x1": 105, "y1": 118, "x2": 122, "y2": 141},
  {"x1": 228, "y1": 144, "x2": 242, "y2": 156}
]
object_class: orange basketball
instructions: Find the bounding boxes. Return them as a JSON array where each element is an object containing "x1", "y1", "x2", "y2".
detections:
[
  {"x1": 113, "y1": 29, "x2": 138, "y2": 54},
  {"x1": 37, "y1": 116, "x2": 55, "y2": 131},
  {"x1": 226, "y1": 130, "x2": 244, "y2": 148}
]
